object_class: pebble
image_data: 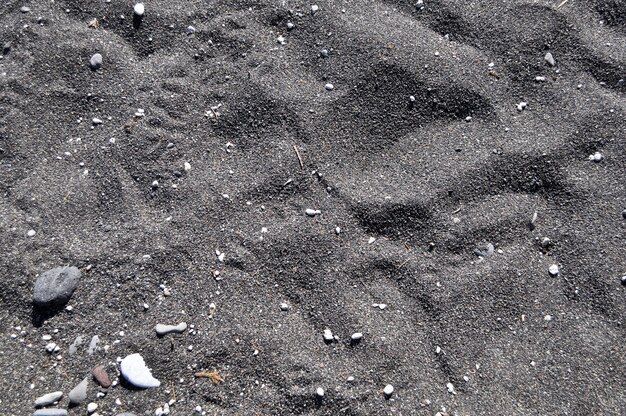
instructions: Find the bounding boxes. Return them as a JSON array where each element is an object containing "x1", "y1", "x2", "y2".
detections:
[
  {"x1": 324, "y1": 83, "x2": 334, "y2": 91},
  {"x1": 33, "y1": 266, "x2": 81, "y2": 307},
  {"x1": 516, "y1": 102, "x2": 527, "y2": 112},
  {"x1": 589, "y1": 152, "x2": 603, "y2": 162},
  {"x1": 155, "y1": 322, "x2": 187, "y2": 336},
  {"x1": 69, "y1": 336, "x2": 83, "y2": 355},
  {"x1": 28, "y1": 229, "x2": 37, "y2": 237},
  {"x1": 21, "y1": 6, "x2": 31, "y2": 13},
  {"x1": 120, "y1": 353, "x2": 160, "y2": 388},
  {"x1": 351, "y1": 332, "x2": 363, "y2": 342},
  {"x1": 316, "y1": 387, "x2": 324, "y2": 397},
  {"x1": 447, "y1": 382, "x2": 456, "y2": 394},
  {"x1": 92, "y1": 365, "x2": 112, "y2": 388},
  {"x1": 87, "y1": 403, "x2": 98, "y2": 414},
  {"x1": 535, "y1": 76, "x2": 546, "y2": 82},
  {"x1": 186, "y1": 26, "x2": 196, "y2": 35},
  {"x1": 90, "y1": 54, "x2": 103, "y2": 70},
  {"x1": 323, "y1": 329, "x2": 334, "y2": 342},
  {"x1": 134, "y1": 3, "x2": 145, "y2": 16},
  {"x1": 34, "y1": 391, "x2": 63, "y2": 408},
  {"x1": 622, "y1": 209, "x2": 626, "y2": 219},
  {"x1": 44, "y1": 341, "x2": 58, "y2": 352},
  {"x1": 347, "y1": 376, "x2": 355, "y2": 382},
  {"x1": 33, "y1": 410, "x2": 68, "y2": 416},
  {"x1": 92, "y1": 118, "x2": 103, "y2": 125},
  {"x1": 544, "y1": 52, "x2": 555, "y2": 66},
  {"x1": 287, "y1": 22, "x2": 294, "y2": 30},
  {"x1": 320, "y1": 49, "x2": 329, "y2": 58},
  {"x1": 184, "y1": 162, "x2": 191, "y2": 171},
  {"x1": 383, "y1": 384, "x2": 394, "y2": 397},
  {"x1": 88, "y1": 335, "x2": 100, "y2": 355},
  {"x1": 279, "y1": 302, "x2": 289, "y2": 311},
  {"x1": 473, "y1": 242, "x2": 494, "y2": 258},
  {"x1": 548, "y1": 264, "x2": 559, "y2": 277},
  {"x1": 68, "y1": 377, "x2": 89, "y2": 404},
  {"x1": 305, "y1": 208, "x2": 321, "y2": 217},
  {"x1": 621, "y1": 275, "x2": 626, "y2": 286},
  {"x1": 311, "y1": 5, "x2": 319, "y2": 14}
]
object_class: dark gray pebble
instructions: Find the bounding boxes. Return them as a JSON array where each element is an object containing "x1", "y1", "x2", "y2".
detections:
[{"x1": 33, "y1": 266, "x2": 81, "y2": 307}]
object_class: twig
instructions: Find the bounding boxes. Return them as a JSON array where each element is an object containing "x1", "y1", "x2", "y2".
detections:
[
  {"x1": 293, "y1": 145, "x2": 304, "y2": 169},
  {"x1": 556, "y1": 0, "x2": 569, "y2": 9}
]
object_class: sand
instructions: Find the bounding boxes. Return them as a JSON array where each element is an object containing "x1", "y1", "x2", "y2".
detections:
[{"x1": 0, "y1": 0, "x2": 625, "y2": 415}]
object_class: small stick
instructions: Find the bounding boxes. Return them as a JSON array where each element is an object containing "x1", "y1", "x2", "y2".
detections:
[
  {"x1": 556, "y1": 0, "x2": 569, "y2": 9},
  {"x1": 293, "y1": 145, "x2": 304, "y2": 169}
]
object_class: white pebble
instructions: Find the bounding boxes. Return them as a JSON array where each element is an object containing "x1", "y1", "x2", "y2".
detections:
[
  {"x1": 535, "y1": 76, "x2": 546, "y2": 82},
  {"x1": 589, "y1": 152, "x2": 603, "y2": 162},
  {"x1": 324, "y1": 83, "x2": 334, "y2": 91},
  {"x1": 305, "y1": 208, "x2": 321, "y2": 217},
  {"x1": 383, "y1": 384, "x2": 394, "y2": 396},
  {"x1": 446, "y1": 382, "x2": 456, "y2": 394},
  {"x1": 323, "y1": 329, "x2": 333, "y2": 342},
  {"x1": 279, "y1": 303, "x2": 289, "y2": 311},
  {"x1": 351, "y1": 332, "x2": 363, "y2": 341},
  {"x1": 316, "y1": 387, "x2": 324, "y2": 397},
  {"x1": 516, "y1": 102, "x2": 527, "y2": 112},
  {"x1": 184, "y1": 162, "x2": 191, "y2": 171},
  {"x1": 134, "y1": 3, "x2": 144, "y2": 16},
  {"x1": 27, "y1": 229, "x2": 36, "y2": 237},
  {"x1": 548, "y1": 264, "x2": 559, "y2": 276},
  {"x1": 311, "y1": 5, "x2": 319, "y2": 13},
  {"x1": 87, "y1": 402, "x2": 98, "y2": 413}
]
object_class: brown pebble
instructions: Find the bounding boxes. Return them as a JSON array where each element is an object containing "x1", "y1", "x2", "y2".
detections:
[{"x1": 92, "y1": 365, "x2": 112, "y2": 388}]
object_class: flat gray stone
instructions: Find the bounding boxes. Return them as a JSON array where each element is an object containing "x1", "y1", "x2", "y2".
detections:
[
  {"x1": 155, "y1": 322, "x2": 187, "y2": 336},
  {"x1": 33, "y1": 266, "x2": 81, "y2": 307},
  {"x1": 474, "y1": 243, "x2": 494, "y2": 258},
  {"x1": 68, "y1": 377, "x2": 89, "y2": 404},
  {"x1": 34, "y1": 391, "x2": 63, "y2": 408},
  {"x1": 33, "y1": 410, "x2": 68, "y2": 416},
  {"x1": 120, "y1": 353, "x2": 160, "y2": 388}
]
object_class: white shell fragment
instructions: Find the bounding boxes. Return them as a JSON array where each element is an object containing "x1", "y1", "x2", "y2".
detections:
[{"x1": 120, "y1": 353, "x2": 160, "y2": 388}]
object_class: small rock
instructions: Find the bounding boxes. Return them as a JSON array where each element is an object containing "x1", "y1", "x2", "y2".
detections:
[
  {"x1": 529, "y1": 211, "x2": 538, "y2": 230},
  {"x1": 68, "y1": 377, "x2": 89, "y2": 404},
  {"x1": 279, "y1": 302, "x2": 289, "y2": 311},
  {"x1": 33, "y1": 410, "x2": 68, "y2": 416},
  {"x1": 447, "y1": 382, "x2": 456, "y2": 394},
  {"x1": 383, "y1": 384, "x2": 394, "y2": 397},
  {"x1": 186, "y1": 26, "x2": 196, "y2": 35},
  {"x1": 134, "y1": 3, "x2": 145, "y2": 16},
  {"x1": 44, "y1": 342, "x2": 58, "y2": 353},
  {"x1": 351, "y1": 332, "x2": 363, "y2": 342},
  {"x1": 535, "y1": 76, "x2": 546, "y2": 82},
  {"x1": 544, "y1": 52, "x2": 555, "y2": 66},
  {"x1": 20, "y1": 6, "x2": 31, "y2": 13},
  {"x1": 27, "y1": 229, "x2": 36, "y2": 237},
  {"x1": 589, "y1": 152, "x2": 603, "y2": 162},
  {"x1": 90, "y1": 54, "x2": 103, "y2": 70},
  {"x1": 69, "y1": 336, "x2": 83, "y2": 355},
  {"x1": 323, "y1": 329, "x2": 334, "y2": 342},
  {"x1": 316, "y1": 387, "x2": 324, "y2": 397},
  {"x1": 320, "y1": 49, "x2": 329, "y2": 57},
  {"x1": 184, "y1": 162, "x2": 191, "y2": 171},
  {"x1": 92, "y1": 365, "x2": 112, "y2": 388},
  {"x1": 548, "y1": 264, "x2": 559, "y2": 277},
  {"x1": 473, "y1": 242, "x2": 494, "y2": 258},
  {"x1": 287, "y1": 22, "x2": 294, "y2": 30},
  {"x1": 120, "y1": 353, "x2": 160, "y2": 389},
  {"x1": 34, "y1": 391, "x2": 63, "y2": 408},
  {"x1": 311, "y1": 5, "x2": 319, "y2": 14},
  {"x1": 33, "y1": 266, "x2": 81, "y2": 307},
  {"x1": 88, "y1": 335, "x2": 100, "y2": 355},
  {"x1": 154, "y1": 322, "x2": 187, "y2": 336},
  {"x1": 305, "y1": 208, "x2": 321, "y2": 217},
  {"x1": 324, "y1": 83, "x2": 334, "y2": 91},
  {"x1": 516, "y1": 102, "x2": 527, "y2": 112},
  {"x1": 87, "y1": 403, "x2": 98, "y2": 414},
  {"x1": 620, "y1": 275, "x2": 626, "y2": 286}
]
